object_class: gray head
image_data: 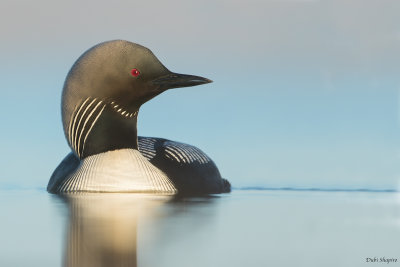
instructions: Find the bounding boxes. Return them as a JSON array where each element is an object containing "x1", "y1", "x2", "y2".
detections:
[{"x1": 62, "y1": 40, "x2": 211, "y2": 158}]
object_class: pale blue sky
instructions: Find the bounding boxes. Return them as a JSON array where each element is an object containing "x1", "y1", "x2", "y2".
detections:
[{"x1": 1, "y1": 0, "x2": 399, "y2": 190}]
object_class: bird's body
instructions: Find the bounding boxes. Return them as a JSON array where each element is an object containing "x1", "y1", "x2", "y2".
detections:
[
  {"x1": 49, "y1": 137, "x2": 230, "y2": 194},
  {"x1": 138, "y1": 137, "x2": 230, "y2": 194},
  {"x1": 47, "y1": 40, "x2": 230, "y2": 195}
]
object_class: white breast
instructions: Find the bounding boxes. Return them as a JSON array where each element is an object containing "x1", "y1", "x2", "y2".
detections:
[{"x1": 57, "y1": 149, "x2": 177, "y2": 194}]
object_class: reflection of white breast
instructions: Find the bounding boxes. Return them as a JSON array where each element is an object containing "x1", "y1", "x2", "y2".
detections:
[
  {"x1": 58, "y1": 149, "x2": 177, "y2": 194},
  {"x1": 64, "y1": 193, "x2": 171, "y2": 267}
]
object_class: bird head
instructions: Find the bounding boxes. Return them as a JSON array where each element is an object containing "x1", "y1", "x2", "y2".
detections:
[{"x1": 62, "y1": 40, "x2": 212, "y2": 158}]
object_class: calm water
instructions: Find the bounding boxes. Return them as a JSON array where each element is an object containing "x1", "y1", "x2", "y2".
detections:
[{"x1": 1, "y1": 189, "x2": 399, "y2": 267}]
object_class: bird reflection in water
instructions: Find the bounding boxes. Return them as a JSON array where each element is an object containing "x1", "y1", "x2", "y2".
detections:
[{"x1": 61, "y1": 193, "x2": 171, "y2": 267}]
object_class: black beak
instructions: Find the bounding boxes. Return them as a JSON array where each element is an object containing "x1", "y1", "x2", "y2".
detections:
[{"x1": 151, "y1": 72, "x2": 212, "y2": 91}]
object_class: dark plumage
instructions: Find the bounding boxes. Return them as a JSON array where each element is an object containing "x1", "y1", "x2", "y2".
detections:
[
  {"x1": 47, "y1": 40, "x2": 230, "y2": 194},
  {"x1": 138, "y1": 137, "x2": 230, "y2": 194}
]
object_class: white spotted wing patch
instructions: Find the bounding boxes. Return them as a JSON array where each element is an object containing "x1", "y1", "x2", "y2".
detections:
[
  {"x1": 138, "y1": 137, "x2": 158, "y2": 160},
  {"x1": 138, "y1": 138, "x2": 211, "y2": 165},
  {"x1": 164, "y1": 141, "x2": 211, "y2": 165},
  {"x1": 67, "y1": 97, "x2": 106, "y2": 158}
]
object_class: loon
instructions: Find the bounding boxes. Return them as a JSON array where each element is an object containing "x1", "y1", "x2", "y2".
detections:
[{"x1": 47, "y1": 40, "x2": 231, "y2": 195}]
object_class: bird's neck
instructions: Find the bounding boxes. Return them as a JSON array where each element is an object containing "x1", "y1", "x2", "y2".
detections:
[{"x1": 79, "y1": 105, "x2": 140, "y2": 158}]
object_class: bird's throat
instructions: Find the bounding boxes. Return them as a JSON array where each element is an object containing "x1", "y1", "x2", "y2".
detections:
[{"x1": 79, "y1": 105, "x2": 140, "y2": 158}]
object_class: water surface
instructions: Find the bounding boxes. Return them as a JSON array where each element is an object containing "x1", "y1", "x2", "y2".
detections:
[{"x1": 1, "y1": 189, "x2": 399, "y2": 266}]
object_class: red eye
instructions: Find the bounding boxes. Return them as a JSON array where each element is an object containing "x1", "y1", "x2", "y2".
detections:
[{"x1": 131, "y1": 68, "x2": 140, "y2": 77}]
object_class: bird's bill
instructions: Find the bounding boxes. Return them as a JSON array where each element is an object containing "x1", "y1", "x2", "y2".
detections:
[{"x1": 151, "y1": 73, "x2": 212, "y2": 91}]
